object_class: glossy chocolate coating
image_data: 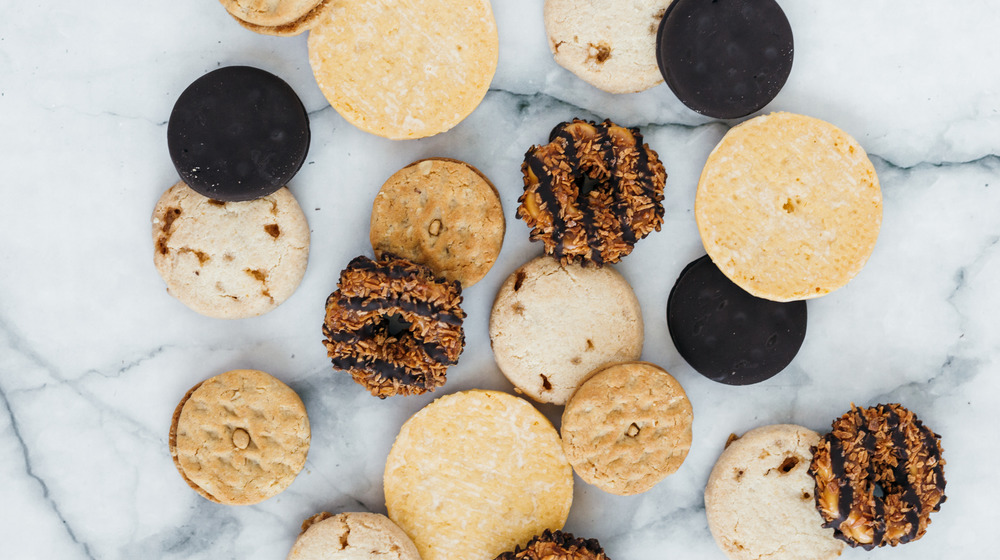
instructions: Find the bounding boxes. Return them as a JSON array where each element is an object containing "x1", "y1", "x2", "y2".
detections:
[
  {"x1": 167, "y1": 66, "x2": 309, "y2": 201},
  {"x1": 656, "y1": 0, "x2": 793, "y2": 119},
  {"x1": 667, "y1": 255, "x2": 806, "y2": 385}
]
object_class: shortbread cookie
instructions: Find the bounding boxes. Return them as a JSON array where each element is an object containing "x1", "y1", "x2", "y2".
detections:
[
  {"x1": 494, "y1": 530, "x2": 609, "y2": 560},
  {"x1": 561, "y1": 362, "x2": 692, "y2": 495},
  {"x1": 287, "y1": 512, "x2": 420, "y2": 560},
  {"x1": 308, "y1": 0, "x2": 498, "y2": 139},
  {"x1": 489, "y1": 256, "x2": 643, "y2": 404},
  {"x1": 705, "y1": 424, "x2": 844, "y2": 560},
  {"x1": 384, "y1": 390, "x2": 573, "y2": 560},
  {"x1": 152, "y1": 181, "x2": 310, "y2": 319},
  {"x1": 544, "y1": 0, "x2": 672, "y2": 93},
  {"x1": 370, "y1": 158, "x2": 504, "y2": 287},
  {"x1": 696, "y1": 112, "x2": 882, "y2": 301},
  {"x1": 169, "y1": 369, "x2": 310, "y2": 505},
  {"x1": 220, "y1": 0, "x2": 330, "y2": 36}
]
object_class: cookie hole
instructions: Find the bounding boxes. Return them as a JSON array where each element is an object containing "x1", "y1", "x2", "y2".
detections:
[
  {"x1": 587, "y1": 42, "x2": 612, "y2": 63},
  {"x1": 802, "y1": 491, "x2": 812, "y2": 501},
  {"x1": 264, "y1": 224, "x2": 280, "y2": 238},
  {"x1": 576, "y1": 173, "x2": 602, "y2": 197},
  {"x1": 626, "y1": 423, "x2": 640, "y2": 437},
  {"x1": 207, "y1": 199, "x2": 226, "y2": 207},
  {"x1": 540, "y1": 374, "x2": 552, "y2": 391},
  {"x1": 734, "y1": 469, "x2": 744, "y2": 481},
  {"x1": 778, "y1": 456, "x2": 799, "y2": 473},
  {"x1": 194, "y1": 270, "x2": 199, "y2": 276},
  {"x1": 586, "y1": 339, "x2": 595, "y2": 351},
  {"x1": 385, "y1": 313, "x2": 411, "y2": 338},
  {"x1": 873, "y1": 482, "x2": 885, "y2": 498},
  {"x1": 514, "y1": 270, "x2": 527, "y2": 291}
]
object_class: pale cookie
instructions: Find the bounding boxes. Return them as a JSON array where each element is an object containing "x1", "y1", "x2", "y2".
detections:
[
  {"x1": 169, "y1": 369, "x2": 310, "y2": 505},
  {"x1": 152, "y1": 181, "x2": 310, "y2": 319},
  {"x1": 370, "y1": 158, "x2": 504, "y2": 287},
  {"x1": 384, "y1": 390, "x2": 573, "y2": 560},
  {"x1": 544, "y1": 0, "x2": 672, "y2": 93},
  {"x1": 704, "y1": 424, "x2": 844, "y2": 560},
  {"x1": 489, "y1": 256, "x2": 643, "y2": 405},
  {"x1": 220, "y1": 0, "x2": 331, "y2": 36},
  {"x1": 696, "y1": 112, "x2": 882, "y2": 302},
  {"x1": 287, "y1": 512, "x2": 421, "y2": 560},
  {"x1": 561, "y1": 361, "x2": 692, "y2": 495},
  {"x1": 308, "y1": 0, "x2": 498, "y2": 139}
]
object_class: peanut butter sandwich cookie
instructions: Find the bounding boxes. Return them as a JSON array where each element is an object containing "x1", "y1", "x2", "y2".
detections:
[
  {"x1": 169, "y1": 369, "x2": 310, "y2": 505},
  {"x1": 308, "y1": 0, "x2": 498, "y2": 139},
  {"x1": 696, "y1": 112, "x2": 882, "y2": 301},
  {"x1": 384, "y1": 390, "x2": 573, "y2": 560},
  {"x1": 561, "y1": 362, "x2": 692, "y2": 495},
  {"x1": 490, "y1": 256, "x2": 643, "y2": 405},
  {"x1": 219, "y1": 0, "x2": 331, "y2": 36},
  {"x1": 370, "y1": 158, "x2": 504, "y2": 287},
  {"x1": 152, "y1": 181, "x2": 310, "y2": 319},
  {"x1": 287, "y1": 512, "x2": 421, "y2": 560}
]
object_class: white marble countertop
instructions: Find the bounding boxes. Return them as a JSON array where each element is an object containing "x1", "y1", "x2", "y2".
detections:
[{"x1": 2, "y1": 1, "x2": 998, "y2": 558}]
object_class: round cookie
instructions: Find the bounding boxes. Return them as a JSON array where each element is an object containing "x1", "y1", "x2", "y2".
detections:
[
  {"x1": 494, "y1": 530, "x2": 609, "y2": 560},
  {"x1": 220, "y1": 0, "x2": 330, "y2": 36},
  {"x1": 704, "y1": 424, "x2": 844, "y2": 560},
  {"x1": 287, "y1": 512, "x2": 421, "y2": 560},
  {"x1": 370, "y1": 158, "x2": 504, "y2": 287},
  {"x1": 543, "y1": 0, "x2": 672, "y2": 94},
  {"x1": 489, "y1": 256, "x2": 644, "y2": 405},
  {"x1": 696, "y1": 112, "x2": 882, "y2": 302},
  {"x1": 307, "y1": 0, "x2": 498, "y2": 139},
  {"x1": 667, "y1": 255, "x2": 807, "y2": 385},
  {"x1": 384, "y1": 390, "x2": 573, "y2": 560},
  {"x1": 169, "y1": 369, "x2": 310, "y2": 505},
  {"x1": 656, "y1": 0, "x2": 794, "y2": 118},
  {"x1": 561, "y1": 362, "x2": 692, "y2": 495},
  {"x1": 152, "y1": 181, "x2": 310, "y2": 319},
  {"x1": 167, "y1": 66, "x2": 310, "y2": 201}
]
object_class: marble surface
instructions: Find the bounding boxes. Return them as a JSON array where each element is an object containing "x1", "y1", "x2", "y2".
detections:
[{"x1": 1, "y1": 1, "x2": 998, "y2": 558}]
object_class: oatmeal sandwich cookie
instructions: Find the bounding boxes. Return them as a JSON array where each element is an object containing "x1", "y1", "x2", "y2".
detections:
[{"x1": 287, "y1": 511, "x2": 420, "y2": 560}]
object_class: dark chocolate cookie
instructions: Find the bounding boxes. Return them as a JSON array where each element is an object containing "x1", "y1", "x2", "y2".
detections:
[
  {"x1": 167, "y1": 66, "x2": 310, "y2": 201},
  {"x1": 667, "y1": 255, "x2": 806, "y2": 385},
  {"x1": 656, "y1": 0, "x2": 793, "y2": 119}
]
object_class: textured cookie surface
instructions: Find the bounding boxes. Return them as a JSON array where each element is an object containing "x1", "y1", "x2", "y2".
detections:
[
  {"x1": 370, "y1": 158, "x2": 504, "y2": 287},
  {"x1": 544, "y1": 0, "x2": 671, "y2": 93},
  {"x1": 494, "y1": 530, "x2": 609, "y2": 560},
  {"x1": 384, "y1": 390, "x2": 573, "y2": 560},
  {"x1": 169, "y1": 369, "x2": 310, "y2": 505},
  {"x1": 696, "y1": 112, "x2": 882, "y2": 301},
  {"x1": 704, "y1": 424, "x2": 844, "y2": 560},
  {"x1": 287, "y1": 512, "x2": 420, "y2": 560},
  {"x1": 220, "y1": 0, "x2": 330, "y2": 36},
  {"x1": 308, "y1": 0, "x2": 498, "y2": 139},
  {"x1": 152, "y1": 181, "x2": 310, "y2": 319},
  {"x1": 561, "y1": 362, "x2": 692, "y2": 495},
  {"x1": 490, "y1": 256, "x2": 643, "y2": 404}
]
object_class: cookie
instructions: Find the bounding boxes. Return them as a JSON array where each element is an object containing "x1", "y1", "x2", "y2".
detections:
[
  {"x1": 169, "y1": 369, "x2": 310, "y2": 505},
  {"x1": 543, "y1": 0, "x2": 672, "y2": 94},
  {"x1": 656, "y1": 0, "x2": 793, "y2": 118},
  {"x1": 489, "y1": 256, "x2": 643, "y2": 405},
  {"x1": 667, "y1": 255, "x2": 807, "y2": 385},
  {"x1": 152, "y1": 181, "x2": 310, "y2": 319},
  {"x1": 696, "y1": 112, "x2": 882, "y2": 302},
  {"x1": 561, "y1": 361, "x2": 692, "y2": 495},
  {"x1": 307, "y1": 0, "x2": 498, "y2": 139},
  {"x1": 287, "y1": 512, "x2": 421, "y2": 560},
  {"x1": 704, "y1": 424, "x2": 844, "y2": 560},
  {"x1": 384, "y1": 390, "x2": 573, "y2": 560},
  {"x1": 370, "y1": 158, "x2": 504, "y2": 287},
  {"x1": 494, "y1": 530, "x2": 609, "y2": 560},
  {"x1": 167, "y1": 66, "x2": 310, "y2": 201},
  {"x1": 220, "y1": 0, "x2": 330, "y2": 36}
]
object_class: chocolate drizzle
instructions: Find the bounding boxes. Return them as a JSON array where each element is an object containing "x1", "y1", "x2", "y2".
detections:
[{"x1": 494, "y1": 529, "x2": 608, "y2": 560}]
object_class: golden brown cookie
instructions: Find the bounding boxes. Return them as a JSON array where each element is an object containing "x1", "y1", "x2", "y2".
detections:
[
  {"x1": 287, "y1": 512, "x2": 421, "y2": 560},
  {"x1": 219, "y1": 0, "x2": 331, "y2": 36},
  {"x1": 384, "y1": 390, "x2": 573, "y2": 560},
  {"x1": 696, "y1": 112, "x2": 882, "y2": 302},
  {"x1": 169, "y1": 369, "x2": 310, "y2": 505},
  {"x1": 370, "y1": 158, "x2": 505, "y2": 287},
  {"x1": 560, "y1": 361, "x2": 692, "y2": 495},
  {"x1": 307, "y1": 0, "x2": 498, "y2": 139}
]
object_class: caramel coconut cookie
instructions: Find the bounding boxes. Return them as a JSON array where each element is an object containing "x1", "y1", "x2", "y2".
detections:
[
  {"x1": 494, "y1": 529, "x2": 609, "y2": 560},
  {"x1": 169, "y1": 369, "x2": 310, "y2": 505},
  {"x1": 308, "y1": 0, "x2": 498, "y2": 139},
  {"x1": 219, "y1": 0, "x2": 331, "y2": 36},
  {"x1": 152, "y1": 181, "x2": 310, "y2": 319},
  {"x1": 489, "y1": 256, "x2": 643, "y2": 405},
  {"x1": 696, "y1": 112, "x2": 882, "y2": 301},
  {"x1": 384, "y1": 390, "x2": 573, "y2": 560},
  {"x1": 322, "y1": 254, "x2": 466, "y2": 398},
  {"x1": 544, "y1": 0, "x2": 672, "y2": 93},
  {"x1": 561, "y1": 362, "x2": 692, "y2": 495},
  {"x1": 810, "y1": 403, "x2": 946, "y2": 549},
  {"x1": 520, "y1": 119, "x2": 666, "y2": 266},
  {"x1": 705, "y1": 425, "x2": 844, "y2": 560},
  {"x1": 287, "y1": 512, "x2": 421, "y2": 560},
  {"x1": 370, "y1": 158, "x2": 505, "y2": 287}
]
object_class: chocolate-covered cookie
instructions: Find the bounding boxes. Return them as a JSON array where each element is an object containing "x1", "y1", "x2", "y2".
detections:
[
  {"x1": 167, "y1": 66, "x2": 310, "y2": 202},
  {"x1": 656, "y1": 0, "x2": 793, "y2": 119},
  {"x1": 667, "y1": 255, "x2": 806, "y2": 385}
]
